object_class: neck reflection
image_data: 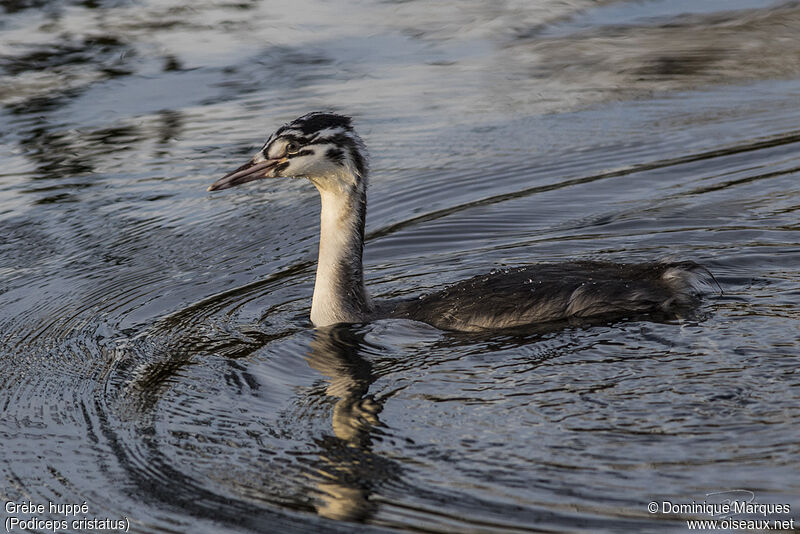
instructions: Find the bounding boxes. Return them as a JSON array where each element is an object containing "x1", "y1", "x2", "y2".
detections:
[{"x1": 304, "y1": 325, "x2": 390, "y2": 522}]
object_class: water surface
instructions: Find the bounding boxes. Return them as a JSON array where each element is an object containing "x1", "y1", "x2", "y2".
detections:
[{"x1": 1, "y1": 0, "x2": 799, "y2": 532}]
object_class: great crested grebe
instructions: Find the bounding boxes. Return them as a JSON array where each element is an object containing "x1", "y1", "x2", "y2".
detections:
[{"x1": 208, "y1": 112, "x2": 708, "y2": 332}]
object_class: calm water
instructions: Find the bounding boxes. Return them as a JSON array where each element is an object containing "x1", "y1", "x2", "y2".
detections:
[{"x1": 1, "y1": 0, "x2": 799, "y2": 532}]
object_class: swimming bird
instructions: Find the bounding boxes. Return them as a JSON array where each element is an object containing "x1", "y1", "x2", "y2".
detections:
[{"x1": 208, "y1": 112, "x2": 707, "y2": 332}]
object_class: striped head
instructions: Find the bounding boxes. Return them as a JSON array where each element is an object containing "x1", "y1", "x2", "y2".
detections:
[{"x1": 208, "y1": 112, "x2": 368, "y2": 192}]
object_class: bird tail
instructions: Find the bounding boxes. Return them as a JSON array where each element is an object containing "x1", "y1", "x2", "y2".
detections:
[{"x1": 660, "y1": 260, "x2": 721, "y2": 309}]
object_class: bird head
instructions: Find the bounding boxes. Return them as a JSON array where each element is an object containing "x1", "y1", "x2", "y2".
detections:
[{"x1": 207, "y1": 112, "x2": 368, "y2": 193}]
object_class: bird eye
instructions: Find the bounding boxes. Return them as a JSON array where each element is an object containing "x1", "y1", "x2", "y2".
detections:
[{"x1": 285, "y1": 141, "x2": 300, "y2": 155}]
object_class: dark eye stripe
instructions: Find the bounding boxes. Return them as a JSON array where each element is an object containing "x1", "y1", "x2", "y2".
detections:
[
  {"x1": 278, "y1": 134, "x2": 307, "y2": 144},
  {"x1": 326, "y1": 147, "x2": 344, "y2": 164},
  {"x1": 288, "y1": 149, "x2": 313, "y2": 158},
  {"x1": 265, "y1": 134, "x2": 309, "y2": 150},
  {"x1": 309, "y1": 135, "x2": 365, "y2": 175}
]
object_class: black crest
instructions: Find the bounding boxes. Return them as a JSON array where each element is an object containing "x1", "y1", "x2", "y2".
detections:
[{"x1": 291, "y1": 112, "x2": 353, "y2": 135}]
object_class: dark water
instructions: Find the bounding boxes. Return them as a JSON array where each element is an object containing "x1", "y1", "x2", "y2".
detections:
[{"x1": 1, "y1": 0, "x2": 799, "y2": 532}]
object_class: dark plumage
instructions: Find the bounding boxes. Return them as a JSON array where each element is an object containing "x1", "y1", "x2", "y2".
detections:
[
  {"x1": 294, "y1": 112, "x2": 353, "y2": 134},
  {"x1": 389, "y1": 261, "x2": 705, "y2": 332}
]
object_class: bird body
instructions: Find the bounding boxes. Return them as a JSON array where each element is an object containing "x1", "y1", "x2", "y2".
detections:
[
  {"x1": 387, "y1": 261, "x2": 702, "y2": 332},
  {"x1": 208, "y1": 112, "x2": 706, "y2": 332}
]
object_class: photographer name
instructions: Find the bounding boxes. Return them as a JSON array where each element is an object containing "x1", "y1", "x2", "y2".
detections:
[{"x1": 660, "y1": 500, "x2": 792, "y2": 517}]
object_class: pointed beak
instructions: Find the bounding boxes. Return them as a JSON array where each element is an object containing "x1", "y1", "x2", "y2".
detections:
[{"x1": 207, "y1": 158, "x2": 284, "y2": 192}]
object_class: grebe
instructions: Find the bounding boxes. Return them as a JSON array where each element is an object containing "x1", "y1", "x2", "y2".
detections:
[{"x1": 208, "y1": 112, "x2": 707, "y2": 332}]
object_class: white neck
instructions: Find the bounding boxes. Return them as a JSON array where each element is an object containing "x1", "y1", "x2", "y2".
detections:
[{"x1": 309, "y1": 177, "x2": 372, "y2": 327}]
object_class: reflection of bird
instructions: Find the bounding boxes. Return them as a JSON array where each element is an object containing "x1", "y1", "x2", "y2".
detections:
[
  {"x1": 304, "y1": 327, "x2": 383, "y2": 522},
  {"x1": 209, "y1": 112, "x2": 708, "y2": 332}
]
